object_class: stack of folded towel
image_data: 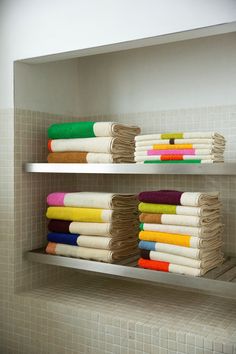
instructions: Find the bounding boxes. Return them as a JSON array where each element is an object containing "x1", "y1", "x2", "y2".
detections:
[
  {"x1": 45, "y1": 192, "x2": 139, "y2": 263},
  {"x1": 138, "y1": 190, "x2": 224, "y2": 276},
  {"x1": 135, "y1": 132, "x2": 226, "y2": 163},
  {"x1": 47, "y1": 121, "x2": 140, "y2": 163}
]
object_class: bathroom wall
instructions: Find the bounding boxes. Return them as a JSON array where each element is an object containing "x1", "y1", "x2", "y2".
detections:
[
  {"x1": 75, "y1": 33, "x2": 236, "y2": 115},
  {"x1": 14, "y1": 33, "x2": 236, "y2": 115}
]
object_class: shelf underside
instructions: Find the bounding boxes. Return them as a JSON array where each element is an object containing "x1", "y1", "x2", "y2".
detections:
[
  {"x1": 27, "y1": 249, "x2": 236, "y2": 298},
  {"x1": 25, "y1": 163, "x2": 236, "y2": 175}
]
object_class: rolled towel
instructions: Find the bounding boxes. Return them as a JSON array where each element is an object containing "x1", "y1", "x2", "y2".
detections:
[
  {"x1": 138, "y1": 190, "x2": 220, "y2": 206},
  {"x1": 47, "y1": 152, "x2": 135, "y2": 163},
  {"x1": 48, "y1": 219, "x2": 139, "y2": 238},
  {"x1": 46, "y1": 207, "x2": 138, "y2": 223},
  {"x1": 135, "y1": 138, "x2": 226, "y2": 147},
  {"x1": 140, "y1": 222, "x2": 223, "y2": 238},
  {"x1": 139, "y1": 213, "x2": 220, "y2": 227},
  {"x1": 46, "y1": 242, "x2": 138, "y2": 262},
  {"x1": 138, "y1": 240, "x2": 222, "y2": 259},
  {"x1": 139, "y1": 230, "x2": 223, "y2": 248},
  {"x1": 138, "y1": 258, "x2": 203, "y2": 276},
  {"x1": 140, "y1": 249, "x2": 223, "y2": 269},
  {"x1": 135, "y1": 132, "x2": 225, "y2": 142},
  {"x1": 48, "y1": 137, "x2": 135, "y2": 154},
  {"x1": 47, "y1": 192, "x2": 138, "y2": 210},
  {"x1": 138, "y1": 203, "x2": 220, "y2": 217},
  {"x1": 48, "y1": 121, "x2": 140, "y2": 139},
  {"x1": 47, "y1": 233, "x2": 138, "y2": 250}
]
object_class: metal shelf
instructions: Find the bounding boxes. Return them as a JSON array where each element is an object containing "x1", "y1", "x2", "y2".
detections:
[
  {"x1": 26, "y1": 249, "x2": 236, "y2": 298},
  {"x1": 25, "y1": 162, "x2": 236, "y2": 175}
]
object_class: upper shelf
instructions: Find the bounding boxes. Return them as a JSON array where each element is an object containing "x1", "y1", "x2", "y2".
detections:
[{"x1": 25, "y1": 163, "x2": 236, "y2": 175}]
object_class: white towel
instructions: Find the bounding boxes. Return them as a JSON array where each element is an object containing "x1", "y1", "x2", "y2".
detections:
[
  {"x1": 48, "y1": 192, "x2": 138, "y2": 210},
  {"x1": 147, "y1": 250, "x2": 223, "y2": 269},
  {"x1": 135, "y1": 155, "x2": 223, "y2": 162},
  {"x1": 134, "y1": 149, "x2": 223, "y2": 156},
  {"x1": 135, "y1": 132, "x2": 225, "y2": 142},
  {"x1": 49, "y1": 137, "x2": 135, "y2": 154},
  {"x1": 140, "y1": 222, "x2": 223, "y2": 238},
  {"x1": 135, "y1": 144, "x2": 224, "y2": 151},
  {"x1": 140, "y1": 241, "x2": 222, "y2": 259},
  {"x1": 77, "y1": 235, "x2": 137, "y2": 250},
  {"x1": 69, "y1": 222, "x2": 111, "y2": 236},
  {"x1": 135, "y1": 138, "x2": 226, "y2": 147},
  {"x1": 47, "y1": 243, "x2": 138, "y2": 262},
  {"x1": 156, "y1": 214, "x2": 220, "y2": 227},
  {"x1": 93, "y1": 122, "x2": 140, "y2": 138},
  {"x1": 69, "y1": 221, "x2": 139, "y2": 238}
]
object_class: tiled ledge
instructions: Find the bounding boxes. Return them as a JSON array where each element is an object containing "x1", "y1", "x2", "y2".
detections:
[{"x1": 16, "y1": 272, "x2": 236, "y2": 354}]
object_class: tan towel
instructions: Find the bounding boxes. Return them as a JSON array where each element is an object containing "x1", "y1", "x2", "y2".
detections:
[
  {"x1": 46, "y1": 242, "x2": 139, "y2": 263},
  {"x1": 139, "y1": 213, "x2": 220, "y2": 227},
  {"x1": 47, "y1": 152, "x2": 135, "y2": 163}
]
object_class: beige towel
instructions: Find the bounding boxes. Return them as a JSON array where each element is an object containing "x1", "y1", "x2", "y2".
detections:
[
  {"x1": 140, "y1": 222, "x2": 224, "y2": 238},
  {"x1": 49, "y1": 192, "x2": 139, "y2": 210},
  {"x1": 77, "y1": 235, "x2": 138, "y2": 250},
  {"x1": 46, "y1": 242, "x2": 139, "y2": 263},
  {"x1": 146, "y1": 250, "x2": 224, "y2": 269},
  {"x1": 69, "y1": 221, "x2": 139, "y2": 238},
  {"x1": 49, "y1": 137, "x2": 135, "y2": 154}
]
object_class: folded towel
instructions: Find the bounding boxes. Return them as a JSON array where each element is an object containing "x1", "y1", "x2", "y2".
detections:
[
  {"x1": 48, "y1": 137, "x2": 135, "y2": 154},
  {"x1": 48, "y1": 122, "x2": 140, "y2": 139},
  {"x1": 138, "y1": 241, "x2": 222, "y2": 259},
  {"x1": 139, "y1": 213, "x2": 220, "y2": 227},
  {"x1": 139, "y1": 231, "x2": 222, "y2": 248},
  {"x1": 135, "y1": 132, "x2": 225, "y2": 142},
  {"x1": 140, "y1": 160, "x2": 214, "y2": 164},
  {"x1": 136, "y1": 138, "x2": 226, "y2": 147},
  {"x1": 47, "y1": 152, "x2": 135, "y2": 163},
  {"x1": 46, "y1": 242, "x2": 138, "y2": 262},
  {"x1": 140, "y1": 222, "x2": 223, "y2": 238},
  {"x1": 135, "y1": 144, "x2": 224, "y2": 151},
  {"x1": 138, "y1": 203, "x2": 220, "y2": 217},
  {"x1": 140, "y1": 249, "x2": 223, "y2": 269},
  {"x1": 48, "y1": 219, "x2": 139, "y2": 238},
  {"x1": 46, "y1": 207, "x2": 137, "y2": 223},
  {"x1": 135, "y1": 155, "x2": 223, "y2": 162},
  {"x1": 135, "y1": 148, "x2": 219, "y2": 156},
  {"x1": 77, "y1": 235, "x2": 138, "y2": 250},
  {"x1": 138, "y1": 258, "x2": 203, "y2": 276},
  {"x1": 47, "y1": 232, "x2": 138, "y2": 250},
  {"x1": 47, "y1": 192, "x2": 138, "y2": 210},
  {"x1": 138, "y1": 190, "x2": 220, "y2": 206},
  {"x1": 47, "y1": 232, "x2": 78, "y2": 245}
]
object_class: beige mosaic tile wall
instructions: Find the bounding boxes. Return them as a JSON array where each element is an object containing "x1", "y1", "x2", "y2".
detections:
[
  {"x1": 1, "y1": 106, "x2": 236, "y2": 353},
  {"x1": 13, "y1": 105, "x2": 236, "y2": 293}
]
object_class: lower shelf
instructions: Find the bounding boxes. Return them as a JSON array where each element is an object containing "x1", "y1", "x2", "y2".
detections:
[{"x1": 26, "y1": 249, "x2": 236, "y2": 299}]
